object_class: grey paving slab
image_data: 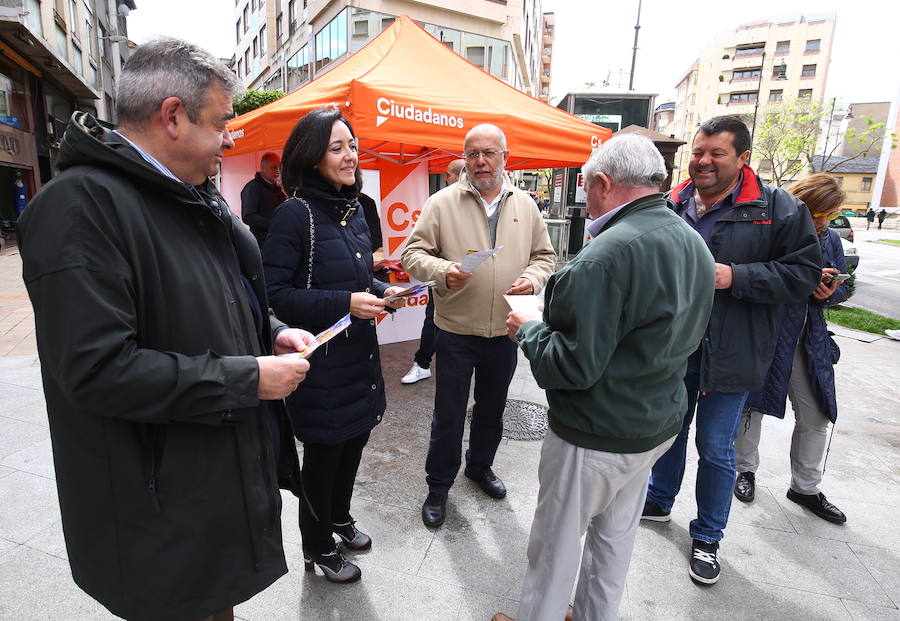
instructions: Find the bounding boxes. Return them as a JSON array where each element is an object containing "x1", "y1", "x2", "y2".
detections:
[
  {"x1": 726, "y1": 485, "x2": 798, "y2": 534},
  {"x1": 774, "y1": 492, "x2": 900, "y2": 552},
  {"x1": 235, "y1": 540, "x2": 464, "y2": 621},
  {"x1": 455, "y1": 590, "x2": 521, "y2": 621},
  {"x1": 624, "y1": 560, "x2": 852, "y2": 620},
  {"x1": 0, "y1": 357, "x2": 42, "y2": 387},
  {"x1": 0, "y1": 470, "x2": 59, "y2": 544},
  {"x1": 0, "y1": 537, "x2": 18, "y2": 559},
  {"x1": 0, "y1": 415, "x2": 48, "y2": 461},
  {"x1": 0, "y1": 545, "x2": 117, "y2": 621},
  {"x1": 0, "y1": 384, "x2": 48, "y2": 428},
  {"x1": 23, "y1": 519, "x2": 68, "y2": 561},
  {"x1": 1, "y1": 438, "x2": 56, "y2": 480},
  {"x1": 0, "y1": 464, "x2": 13, "y2": 480},
  {"x1": 416, "y1": 504, "x2": 531, "y2": 599},
  {"x1": 723, "y1": 523, "x2": 892, "y2": 606},
  {"x1": 842, "y1": 600, "x2": 900, "y2": 621},
  {"x1": 850, "y1": 544, "x2": 900, "y2": 609}
]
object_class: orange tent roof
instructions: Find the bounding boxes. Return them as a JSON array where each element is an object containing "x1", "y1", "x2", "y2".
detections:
[{"x1": 225, "y1": 15, "x2": 611, "y2": 171}]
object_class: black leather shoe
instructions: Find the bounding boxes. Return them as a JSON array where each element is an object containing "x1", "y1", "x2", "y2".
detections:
[
  {"x1": 464, "y1": 466, "x2": 507, "y2": 499},
  {"x1": 786, "y1": 489, "x2": 847, "y2": 524},
  {"x1": 734, "y1": 471, "x2": 755, "y2": 503},
  {"x1": 422, "y1": 491, "x2": 447, "y2": 527}
]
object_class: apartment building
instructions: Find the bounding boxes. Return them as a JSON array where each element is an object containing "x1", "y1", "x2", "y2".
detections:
[
  {"x1": 233, "y1": 0, "x2": 546, "y2": 100},
  {"x1": 670, "y1": 13, "x2": 835, "y2": 184},
  {"x1": 0, "y1": 0, "x2": 135, "y2": 220},
  {"x1": 652, "y1": 101, "x2": 675, "y2": 135},
  {"x1": 537, "y1": 11, "x2": 552, "y2": 102}
]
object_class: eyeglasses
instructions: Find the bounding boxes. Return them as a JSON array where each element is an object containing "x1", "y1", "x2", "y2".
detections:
[
  {"x1": 811, "y1": 211, "x2": 841, "y2": 221},
  {"x1": 464, "y1": 150, "x2": 504, "y2": 161}
]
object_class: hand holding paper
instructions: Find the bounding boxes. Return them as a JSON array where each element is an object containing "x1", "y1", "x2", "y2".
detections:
[{"x1": 459, "y1": 246, "x2": 502, "y2": 273}]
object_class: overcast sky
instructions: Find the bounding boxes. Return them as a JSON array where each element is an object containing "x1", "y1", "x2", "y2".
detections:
[{"x1": 127, "y1": 0, "x2": 900, "y2": 106}]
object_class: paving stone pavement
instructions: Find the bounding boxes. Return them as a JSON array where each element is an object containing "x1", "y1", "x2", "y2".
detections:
[{"x1": 1, "y1": 248, "x2": 899, "y2": 620}]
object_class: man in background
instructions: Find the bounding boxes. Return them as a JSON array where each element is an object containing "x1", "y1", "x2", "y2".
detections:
[{"x1": 241, "y1": 151, "x2": 286, "y2": 247}]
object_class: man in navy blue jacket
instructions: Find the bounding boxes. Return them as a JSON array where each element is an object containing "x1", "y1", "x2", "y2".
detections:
[{"x1": 641, "y1": 115, "x2": 822, "y2": 585}]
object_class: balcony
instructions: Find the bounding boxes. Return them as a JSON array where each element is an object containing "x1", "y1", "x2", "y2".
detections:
[{"x1": 540, "y1": 72, "x2": 550, "y2": 84}]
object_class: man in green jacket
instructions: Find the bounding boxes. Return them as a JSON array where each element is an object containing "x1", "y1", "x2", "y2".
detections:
[{"x1": 496, "y1": 135, "x2": 715, "y2": 621}]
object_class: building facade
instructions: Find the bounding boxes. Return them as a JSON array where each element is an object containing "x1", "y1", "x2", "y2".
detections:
[
  {"x1": 810, "y1": 155, "x2": 879, "y2": 215},
  {"x1": 232, "y1": 0, "x2": 545, "y2": 99},
  {"x1": 0, "y1": 0, "x2": 135, "y2": 223},
  {"x1": 652, "y1": 101, "x2": 675, "y2": 136},
  {"x1": 671, "y1": 13, "x2": 835, "y2": 184},
  {"x1": 537, "y1": 11, "x2": 552, "y2": 102}
]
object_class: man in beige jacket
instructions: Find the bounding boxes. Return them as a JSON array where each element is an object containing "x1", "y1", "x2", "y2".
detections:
[{"x1": 402, "y1": 123, "x2": 555, "y2": 527}]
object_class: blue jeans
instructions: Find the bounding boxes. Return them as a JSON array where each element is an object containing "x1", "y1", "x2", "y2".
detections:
[{"x1": 646, "y1": 350, "x2": 748, "y2": 544}]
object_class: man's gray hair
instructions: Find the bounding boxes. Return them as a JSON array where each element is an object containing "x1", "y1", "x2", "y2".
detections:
[
  {"x1": 582, "y1": 134, "x2": 667, "y2": 189},
  {"x1": 117, "y1": 37, "x2": 239, "y2": 127},
  {"x1": 465, "y1": 123, "x2": 508, "y2": 151}
]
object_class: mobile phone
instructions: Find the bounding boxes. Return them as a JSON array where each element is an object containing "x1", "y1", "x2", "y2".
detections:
[{"x1": 829, "y1": 273, "x2": 851, "y2": 283}]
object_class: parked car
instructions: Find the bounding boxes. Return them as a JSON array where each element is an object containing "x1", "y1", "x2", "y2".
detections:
[
  {"x1": 830, "y1": 215, "x2": 854, "y2": 242},
  {"x1": 840, "y1": 237, "x2": 859, "y2": 270}
]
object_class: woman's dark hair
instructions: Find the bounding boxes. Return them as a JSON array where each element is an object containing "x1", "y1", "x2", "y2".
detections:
[{"x1": 280, "y1": 106, "x2": 363, "y2": 195}]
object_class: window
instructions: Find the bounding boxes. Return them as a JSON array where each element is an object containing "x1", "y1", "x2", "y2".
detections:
[
  {"x1": 798, "y1": 88, "x2": 813, "y2": 98},
  {"x1": 353, "y1": 20, "x2": 368, "y2": 37},
  {"x1": 466, "y1": 46, "x2": 486, "y2": 68},
  {"x1": 251, "y1": 0, "x2": 256, "y2": 10},
  {"x1": 72, "y1": 41, "x2": 83, "y2": 76},
  {"x1": 381, "y1": 17, "x2": 395, "y2": 30},
  {"x1": 314, "y1": 9, "x2": 347, "y2": 71},
  {"x1": 835, "y1": 176, "x2": 843, "y2": 186},
  {"x1": 259, "y1": 25, "x2": 266, "y2": 57},
  {"x1": 286, "y1": 44, "x2": 310, "y2": 90},
  {"x1": 69, "y1": 0, "x2": 79, "y2": 37},
  {"x1": 97, "y1": 22, "x2": 108, "y2": 61},
  {"x1": 253, "y1": 37, "x2": 259, "y2": 58},
  {"x1": 276, "y1": 13, "x2": 283, "y2": 41},
  {"x1": 758, "y1": 159, "x2": 773, "y2": 173},
  {"x1": 84, "y1": 4, "x2": 96, "y2": 59},
  {"x1": 236, "y1": 19, "x2": 241, "y2": 44},
  {"x1": 805, "y1": 39, "x2": 820, "y2": 53},
  {"x1": 734, "y1": 44, "x2": 764, "y2": 57},
  {"x1": 732, "y1": 68, "x2": 761, "y2": 80},
  {"x1": 0, "y1": 57, "x2": 33, "y2": 131},
  {"x1": 729, "y1": 92, "x2": 758, "y2": 103},
  {"x1": 243, "y1": 49, "x2": 250, "y2": 75},
  {"x1": 289, "y1": 0, "x2": 296, "y2": 35},
  {"x1": 769, "y1": 89, "x2": 783, "y2": 101},
  {"x1": 243, "y1": 5, "x2": 249, "y2": 33},
  {"x1": 801, "y1": 64, "x2": 816, "y2": 77},
  {"x1": 25, "y1": 0, "x2": 43, "y2": 36},
  {"x1": 861, "y1": 177, "x2": 873, "y2": 191},
  {"x1": 237, "y1": 58, "x2": 243, "y2": 77},
  {"x1": 775, "y1": 40, "x2": 790, "y2": 53}
]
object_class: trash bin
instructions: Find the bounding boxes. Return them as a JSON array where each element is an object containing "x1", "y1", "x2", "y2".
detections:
[{"x1": 567, "y1": 206, "x2": 586, "y2": 255}]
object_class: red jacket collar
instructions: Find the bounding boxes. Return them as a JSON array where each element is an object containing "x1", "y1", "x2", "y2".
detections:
[{"x1": 670, "y1": 165, "x2": 762, "y2": 205}]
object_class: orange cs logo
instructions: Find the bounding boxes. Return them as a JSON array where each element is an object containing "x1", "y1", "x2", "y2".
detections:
[{"x1": 387, "y1": 201, "x2": 421, "y2": 232}]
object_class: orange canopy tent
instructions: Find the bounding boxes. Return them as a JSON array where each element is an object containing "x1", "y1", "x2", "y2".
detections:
[{"x1": 225, "y1": 15, "x2": 611, "y2": 171}]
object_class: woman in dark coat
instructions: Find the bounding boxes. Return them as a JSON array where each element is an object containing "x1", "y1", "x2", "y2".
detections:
[
  {"x1": 263, "y1": 107, "x2": 404, "y2": 583},
  {"x1": 734, "y1": 174, "x2": 849, "y2": 524}
]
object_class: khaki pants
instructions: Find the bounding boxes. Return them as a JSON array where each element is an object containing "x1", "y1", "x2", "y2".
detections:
[
  {"x1": 735, "y1": 341, "x2": 831, "y2": 494},
  {"x1": 516, "y1": 429, "x2": 675, "y2": 621}
]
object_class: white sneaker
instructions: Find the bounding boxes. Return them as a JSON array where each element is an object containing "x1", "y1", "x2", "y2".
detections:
[
  {"x1": 885, "y1": 329, "x2": 900, "y2": 341},
  {"x1": 401, "y1": 363, "x2": 432, "y2": 384}
]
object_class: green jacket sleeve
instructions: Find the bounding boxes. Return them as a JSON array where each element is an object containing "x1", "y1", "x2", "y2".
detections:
[{"x1": 516, "y1": 261, "x2": 625, "y2": 391}]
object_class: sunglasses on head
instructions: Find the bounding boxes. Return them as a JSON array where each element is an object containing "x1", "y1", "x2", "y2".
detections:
[{"x1": 811, "y1": 211, "x2": 840, "y2": 221}]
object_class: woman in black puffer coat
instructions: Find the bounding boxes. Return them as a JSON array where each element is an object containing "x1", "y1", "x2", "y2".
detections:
[{"x1": 263, "y1": 107, "x2": 404, "y2": 584}]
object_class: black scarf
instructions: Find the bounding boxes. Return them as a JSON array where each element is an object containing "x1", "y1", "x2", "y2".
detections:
[{"x1": 297, "y1": 170, "x2": 360, "y2": 221}]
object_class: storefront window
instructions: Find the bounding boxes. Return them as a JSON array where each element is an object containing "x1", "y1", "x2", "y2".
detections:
[{"x1": 0, "y1": 59, "x2": 30, "y2": 132}]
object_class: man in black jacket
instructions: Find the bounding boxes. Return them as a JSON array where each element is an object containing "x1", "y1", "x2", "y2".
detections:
[
  {"x1": 241, "y1": 152, "x2": 286, "y2": 247},
  {"x1": 641, "y1": 116, "x2": 821, "y2": 586},
  {"x1": 17, "y1": 38, "x2": 312, "y2": 621}
]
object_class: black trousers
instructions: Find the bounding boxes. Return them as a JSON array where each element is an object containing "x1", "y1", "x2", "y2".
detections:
[
  {"x1": 299, "y1": 431, "x2": 370, "y2": 555},
  {"x1": 425, "y1": 329, "x2": 518, "y2": 494},
  {"x1": 413, "y1": 295, "x2": 436, "y2": 369}
]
